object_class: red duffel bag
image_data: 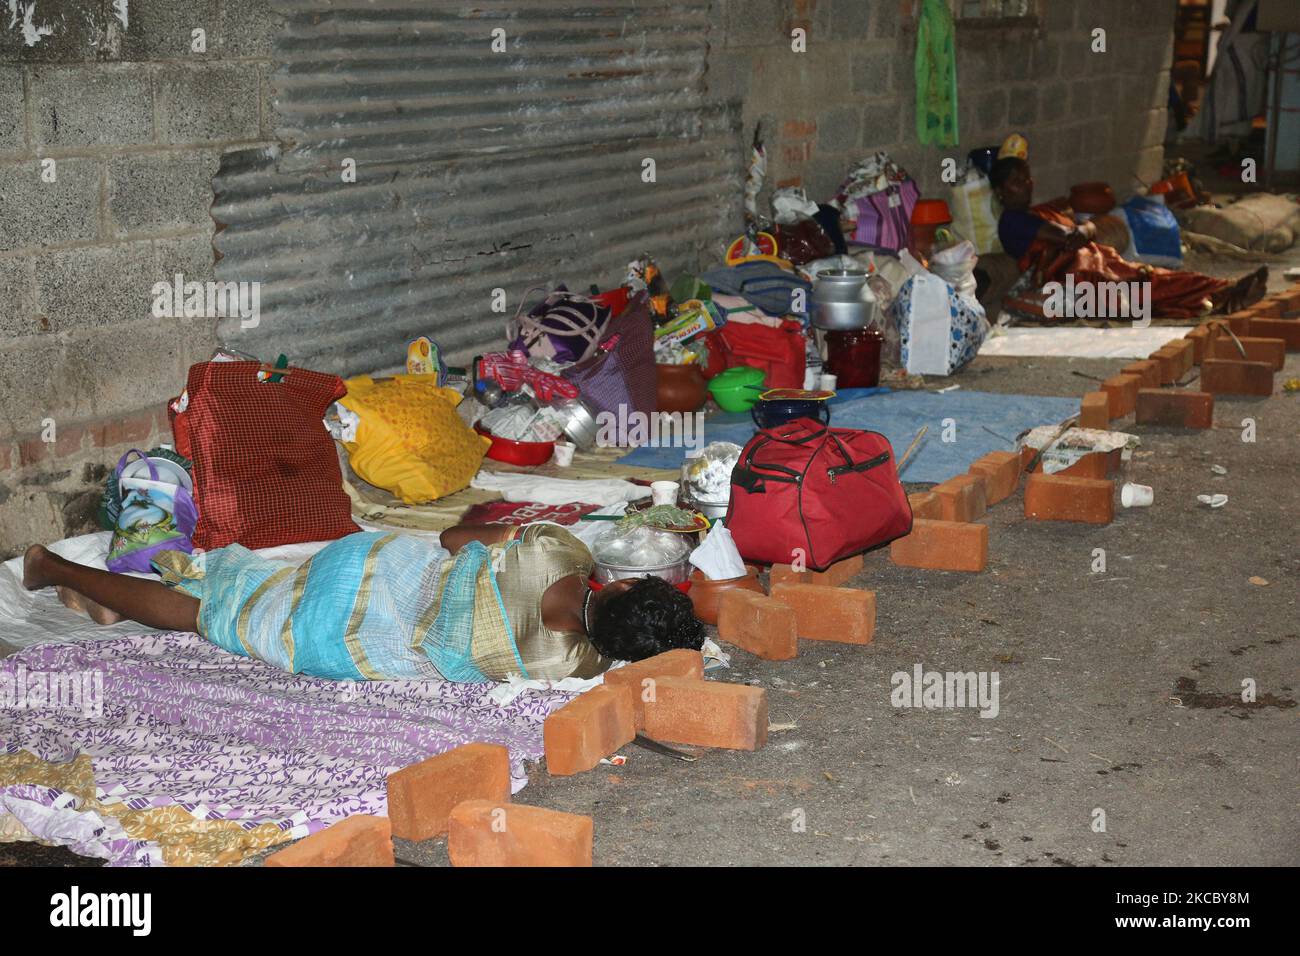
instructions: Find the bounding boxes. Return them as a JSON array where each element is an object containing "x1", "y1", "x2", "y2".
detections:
[{"x1": 725, "y1": 418, "x2": 912, "y2": 570}]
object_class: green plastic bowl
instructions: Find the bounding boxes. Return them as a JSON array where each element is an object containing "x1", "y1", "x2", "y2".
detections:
[{"x1": 708, "y1": 365, "x2": 766, "y2": 412}]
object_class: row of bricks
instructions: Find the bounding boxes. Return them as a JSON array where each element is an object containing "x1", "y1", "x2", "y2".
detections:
[
  {"x1": 2, "y1": 408, "x2": 163, "y2": 473},
  {"x1": 1031, "y1": 291, "x2": 1297, "y2": 519},
  {"x1": 717, "y1": 583, "x2": 877, "y2": 660},
  {"x1": 268, "y1": 743, "x2": 595, "y2": 866},
  {"x1": 884, "y1": 448, "x2": 1021, "y2": 572},
  {"x1": 546, "y1": 650, "x2": 769, "y2": 775},
  {"x1": 269, "y1": 803, "x2": 595, "y2": 868}
]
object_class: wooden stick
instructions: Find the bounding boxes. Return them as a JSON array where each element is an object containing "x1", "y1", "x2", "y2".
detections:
[{"x1": 896, "y1": 425, "x2": 928, "y2": 474}]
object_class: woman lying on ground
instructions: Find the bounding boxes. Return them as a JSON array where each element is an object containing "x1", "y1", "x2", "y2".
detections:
[
  {"x1": 990, "y1": 156, "x2": 1267, "y2": 319},
  {"x1": 21, "y1": 523, "x2": 704, "y2": 682}
]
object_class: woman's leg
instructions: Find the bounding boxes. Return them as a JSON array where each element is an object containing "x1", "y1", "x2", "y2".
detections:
[{"x1": 22, "y1": 545, "x2": 199, "y2": 631}]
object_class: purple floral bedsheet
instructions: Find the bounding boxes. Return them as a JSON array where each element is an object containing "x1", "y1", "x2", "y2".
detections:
[{"x1": 0, "y1": 632, "x2": 576, "y2": 864}]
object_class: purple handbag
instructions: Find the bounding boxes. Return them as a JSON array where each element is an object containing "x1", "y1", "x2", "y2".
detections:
[
  {"x1": 106, "y1": 449, "x2": 199, "y2": 574},
  {"x1": 560, "y1": 291, "x2": 657, "y2": 422},
  {"x1": 853, "y1": 177, "x2": 920, "y2": 252}
]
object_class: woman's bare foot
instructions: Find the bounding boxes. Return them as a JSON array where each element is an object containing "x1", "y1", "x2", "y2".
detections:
[
  {"x1": 56, "y1": 585, "x2": 123, "y2": 624},
  {"x1": 24, "y1": 545, "x2": 123, "y2": 624},
  {"x1": 21, "y1": 544, "x2": 52, "y2": 590}
]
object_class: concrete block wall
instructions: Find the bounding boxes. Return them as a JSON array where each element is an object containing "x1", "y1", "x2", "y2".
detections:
[
  {"x1": 0, "y1": 0, "x2": 278, "y2": 555},
  {"x1": 706, "y1": 0, "x2": 1174, "y2": 212}
]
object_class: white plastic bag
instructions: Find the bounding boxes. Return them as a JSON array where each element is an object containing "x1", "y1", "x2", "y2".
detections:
[
  {"x1": 895, "y1": 268, "x2": 989, "y2": 377},
  {"x1": 948, "y1": 170, "x2": 1003, "y2": 255}
]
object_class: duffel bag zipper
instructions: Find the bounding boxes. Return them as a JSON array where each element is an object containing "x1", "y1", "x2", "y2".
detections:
[{"x1": 827, "y1": 451, "x2": 891, "y2": 484}]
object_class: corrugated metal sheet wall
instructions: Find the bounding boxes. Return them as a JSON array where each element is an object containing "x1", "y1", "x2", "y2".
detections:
[{"x1": 211, "y1": 0, "x2": 741, "y2": 374}]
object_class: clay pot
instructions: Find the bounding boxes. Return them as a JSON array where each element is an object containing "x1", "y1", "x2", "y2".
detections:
[
  {"x1": 1069, "y1": 182, "x2": 1117, "y2": 215},
  {"x1": 656, "y1": 363, "x2": 708, "y2": 413},
  {"x1": 688, "y1": 567, "x2": 764, "y2": 625}
]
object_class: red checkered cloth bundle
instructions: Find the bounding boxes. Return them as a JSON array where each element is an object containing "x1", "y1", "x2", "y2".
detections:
[{"x1": 171, "y1": 361, "x2": 360, "y2": 551}]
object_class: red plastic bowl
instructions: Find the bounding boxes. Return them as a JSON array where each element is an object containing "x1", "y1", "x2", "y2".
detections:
[
  {"x1": 911, "y1": 198, "x2": 953, "y2": 226},
  {"x1": 476, "y1": 425, "x2": 556, "y2": 466}
]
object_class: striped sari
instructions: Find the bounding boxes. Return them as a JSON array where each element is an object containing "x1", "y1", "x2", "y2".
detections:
[{"x1": 153, "y1": 532, "x2": 526, "y2": 682}]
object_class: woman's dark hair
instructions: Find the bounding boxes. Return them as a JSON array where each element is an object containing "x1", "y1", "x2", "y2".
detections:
[
  {"x1": 989, "y1": 156, "x2": 1029, "y2": 191},
  {"x1": 589, "y1": 576, "x2": 705, "y2": 662}
]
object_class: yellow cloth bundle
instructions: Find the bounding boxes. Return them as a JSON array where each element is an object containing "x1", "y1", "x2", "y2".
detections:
[{"x1": 338, "y1": 374, "x2": 489, "y2": 504}]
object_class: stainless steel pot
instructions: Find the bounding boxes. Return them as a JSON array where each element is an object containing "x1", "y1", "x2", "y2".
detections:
[
  {"x1": 811, "y1": 269, "x2": 880, "y2": 331},
  {"x1": 553, "y1": 398, "x2": 600, "y2": 450},
  {"x1": 592, "y1": 556, "x2": 693, "y2": 585}
]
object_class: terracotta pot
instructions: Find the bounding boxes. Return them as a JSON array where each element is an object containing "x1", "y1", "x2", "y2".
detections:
[
  {"x1": 656, "y1": 363, "x2": 708, "y2": 413},
  {"x1": 688, "y1": 568, "x2": 764, "y2": 625},
  {"x1": 1069, "y1": 181, "x2": 1116, "y2": 215}
]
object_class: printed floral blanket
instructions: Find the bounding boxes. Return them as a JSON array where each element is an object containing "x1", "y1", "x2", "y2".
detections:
[{"x1": 0, "y1": 632, "x2": 575, "y2": 866}]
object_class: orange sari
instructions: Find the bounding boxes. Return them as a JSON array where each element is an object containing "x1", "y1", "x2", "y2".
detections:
[{"x1": 1019, "y1": 204, "x2": 1227, "y2": 320}]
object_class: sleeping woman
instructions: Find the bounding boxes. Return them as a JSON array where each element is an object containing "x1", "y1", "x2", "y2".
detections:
[{"x1": 21, "y1": 523, "x2": 704, "y2": 682}]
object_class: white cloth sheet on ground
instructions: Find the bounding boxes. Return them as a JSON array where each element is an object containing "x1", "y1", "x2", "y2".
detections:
[
  {"x1": 470, "y1": 471, "x2": 645, "y2": 506},
  {"x1": 978, "y1": 326, "x2": 1191, "y2": 359}
]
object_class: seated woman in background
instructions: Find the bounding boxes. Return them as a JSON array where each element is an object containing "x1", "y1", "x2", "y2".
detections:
[
  {"x1": 990, "y1": 156, "x2": 1266, "y2": 319},
  {"x1": 21, "y1": 523, "x2": 704, "y2": 682}
]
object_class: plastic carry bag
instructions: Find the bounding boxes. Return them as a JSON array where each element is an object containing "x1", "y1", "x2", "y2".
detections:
[
  {"x1": 1118, "y1": 195, "x2": 1183, "y2": 268},
  {"x1": 895, "y1": 261, "x2": 989, "y2": 377},
  {"x1": 106, "y1": 450, "x2": 198, "y2": 574},
  {"x1": 948, "y1": 170, "x2": 1003, "y2": 255}
]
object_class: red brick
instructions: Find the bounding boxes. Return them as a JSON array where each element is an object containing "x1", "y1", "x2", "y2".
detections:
[
  {"x1": 1023, "y1": 473, "x2": 1114, "y2": 524},
  {"x1": 810, "y1": 552, "x2": 864, "y2": 586},
  {"x1": 1120, "y1": 360, "x2": 1161, "y2": 389},
  {"x1": 1200, "y1": 359, "x2": 1274, "y2": 396},
  {"x1": 641, "y1": 677, "x2": 768, "y2": 751},
  {"x1": 544, "y1": 684, "x2": 636, "y2": 776},
  {"x1": 1135, "y1": 389, "x2": 1213, "y2": 429},
  {"x1": 17, "y1": 437, "x2": 48, "y2": 467},
  {"x1": 768, "y1": 564, "x2": 810, "y2": 588},
  {"x1": 1220, "y1": 312, "x2": 1253, "y2": 336},
  {"x1": 889, "y1": 519, "x2": 988, "y2": 572},
  {"x1": 1244, "y1": 318, "x2": 1300, "y2": 351},
  {"x1": 52, "y1": 423, "x2": 86, "y2": 459},
  {"x1": 1207, "y1": 335, "x2": 1285, "y2": 370},
  {"x1": 717, "y1": 590, "x2": 798, "y2": 660},
  {"x1": 1079, "y1": 391, "x2": 1110, "y2": 430},
  {"x1": 1157, "y1": 339, "x2": 1194, "y2": 379},
  {"x1": 1251, "y1": 298, "x2": 1286, "y2": 318},
  {"x1": 386, "y1": 743, "x2": 510, "y2": 841},
  {"x1": 1145, "y1": 351, "x2": 1177, "y2": 386},
  {"x1": 769, "y1": 583, "x2": 875, "y2": 644},
  {"x1": 933, "y1": 473, "x2": 987, "y2": 522},
  {"x1": 969, "y1": 450, "x2": 1020, "y2": 505},
  {"x1": 1101, "y1": 374, "x2": 1141, "y2": 417},
  {"x1": 908, "y1": 490, "x2": 941, "y2": 519},
  {"x1": 447, "y1": 800, "x2": 592, "y2": 868},
  {"x1": 602, "y1": 649, "x2": 704, "y2": 729},
  {"x1": 265, "y1": 815, "x2": 394, "y2": 868},
  {"x1": 1184, "y1": 325, "x2": 1210, "y2": 364}
]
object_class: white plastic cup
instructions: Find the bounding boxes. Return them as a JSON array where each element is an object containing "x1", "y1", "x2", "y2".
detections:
[
  {"x1": 803, "y1": 368, "x2": 820, "y2": 390},
  {"x1": 651, "y1": 480, "x2": 680, "y2": 506},
  {"x1": 819, "y1": 373, "x2": 838, "y2": 391},
  {"x1": 552, "y1": 442, "x2": 576, "y2": 467},
  {"x1": 1120, "y1": 482, "x2": 1153, "y2": 508}
]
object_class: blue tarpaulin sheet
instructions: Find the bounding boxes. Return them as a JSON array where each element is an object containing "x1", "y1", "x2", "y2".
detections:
[{"x1": 616, "y1": 388, "x2": 1081, "y2": 484}]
